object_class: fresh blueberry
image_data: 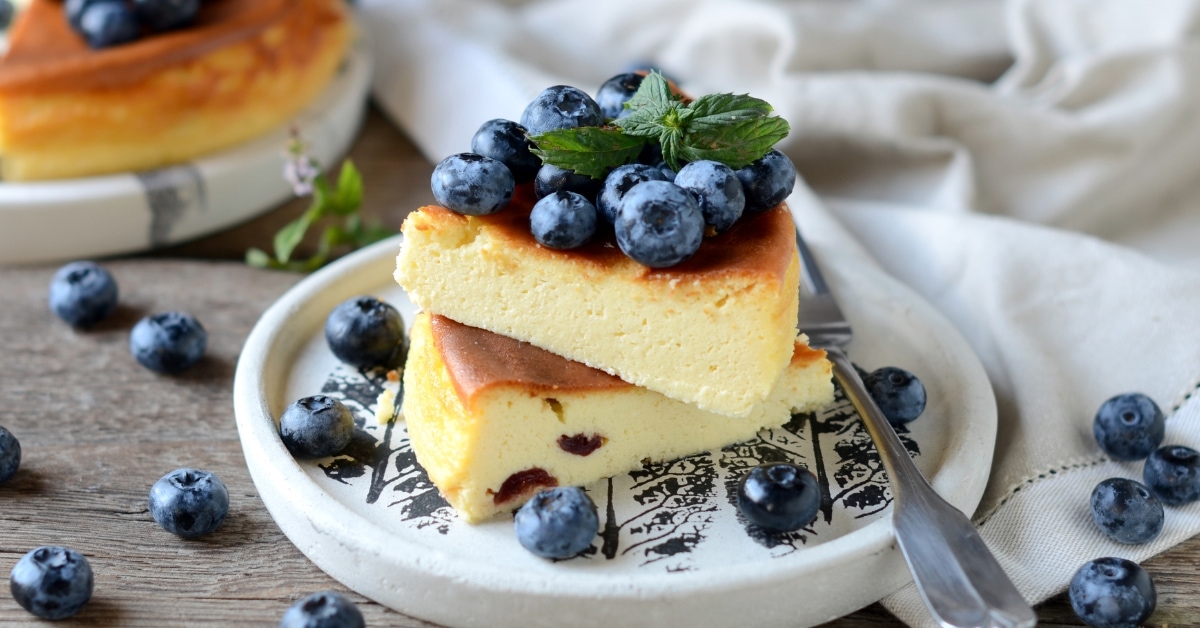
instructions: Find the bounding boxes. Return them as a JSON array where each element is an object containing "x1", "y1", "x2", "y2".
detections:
[
  {"x1": 1143, "y1": 445, "x2": 1200, "y2": 506},
  {"x1": 533, "y1": 163, "x2": 602, "y2": 201},
  {"x1": 430, "y1": 153, "x2": 514, "y2": 216},
  {"x1": 514, "y1": 486, "x2": 599, "y2": 559},
  {"x1": 280, "y1": 395, "x2": 355, "y2": 459},
  {"x1": 78, "y1": 1, "x2": 141, "y2": 48},
  {"x1": 9, "y1": 546, "x2": 94, "y2": 620},
  {"x1": 280, "y1": 591, "x2": 365, "y2": 628},
  {"x1": 530, "y1": 191, "x2": 598, "y2": 250},
  {"x1": 1090, "y1": 478, "x2": 1164, "y2": 544},
  {"x1": 129, "y1": 311, "x2": 207, "y2": 374},
  {"x1": 149, "y1": 468, "x2": 230, "y2": 537},
  {"x1": 595, "y1": 72, "x2": 644, "y2": 120},
  {"x1": 864, "y1": 366, "x2": 927, "y2": 425},
  {"x1": 324, "y1": 296, "x2": 406, "y2": 370},
  {"x1": 520, "y1": 85, "x2": 604, "y2": 136},
  {"x1": 48, "y1": 261, "x2": 118, "y2": 328},
  {"x1": 0, "y1": 424, "x2": 19, "y2": 485},
  {"x1": 0, "y1": 0, "x2": 14, "y2": 30},
  {"x1": 596, "y1": 163, "x2": 668, "y2": 224},
  {"x1": 674, "y1": 160, "x2": 746, "y2": 233},
  {"x1": 471, "y1": 119, "x2": 541, "y2": 184},
  {"x1": 1093, "y1": 393, "x2": 1164, "y2": 461},
  {"x1": 654, "y1": 161, "x2": 677, "y2": 182},
  {"x1": 735, "y1": 148, "x2": 796, "y2": 212},
  {"x1": 65, "y1": 0, "x2": 104, "y2": 31},
  {"x1": 736, "y1": 463, "x2": 820, "y2": 532},
  {"x1": 614, "y1": 180, "x2": 704, "y2": 268},
  {"x1": 131, "y1": 0, "x2": 199, "y2": 32},
  {"x1": 1069, "y1": 557, "x2": 1156, "y2": 628}
]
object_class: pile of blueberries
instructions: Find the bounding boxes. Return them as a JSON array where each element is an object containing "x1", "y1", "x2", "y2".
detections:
[
  {"x1": 431, "y1": 74, "x2": 798, "y2": 268},
  {"x1": 1069, "y1": 392, "x2": 1200, "y2": 628},
  {"x1": 65, "y1": 0, "x2": 202, "y2": 49}
]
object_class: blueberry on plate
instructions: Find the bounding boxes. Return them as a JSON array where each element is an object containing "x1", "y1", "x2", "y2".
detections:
[
  {"x1": 614, "y1": 180, "x2": 704, "y2": 268},
  {"x1": 149, "y1": 468, "x2": 230, "y2": 537},
  {"x1": 1069, "y1": 557, "x2": 1155, "y2": 628},
  {"x1": 530, "y1": 191, "x2": 598, "y2": 250},
  {"x1": 0, "y1": 424, "x2": 19, "y2": 485},
  {"x1": 431, "y1": 153, "x2": 514, "y2": 216},
  {"x1": 78, "y1": 1, "x2": 141, "y2": 48},
  {"x1": 1093, "y1": 393, "x2": 1164, "y2": 461},
  {"x1": 1090, "y1": 478, "x2": 1163, "y2": 544},
  {"x1": 9, "y1": 546, "x2": 94, "y2": 620},
  {"x1": 735, "y1": 148, "x2": 796, "y2": 212},
  {"x1": 520, "y1": 85, "x2": 605, "y2": 136},
  {"x1": 595, "y1": 72, "x2": 645, "y2": 120},
  {"x1": 279, "y1": 395, "x2": 355, "y2": 459},
  {"x1": 131, "y1": 0, "x2": 199, "y2": 32},
  {"x1": 736, "y1": 463, "x2": 820, "y2": 533},
  {"x1": 533, "y1": 164, "x2": 602, "y2": 201},
  {"x1": 1143, "y1": 445, "x2": 1200, "y2": 506},
  {"x1": 129, "y1": 311, "x2": 207, "y2": 374},
  {"x1": 864, "y1": 366, "x2": 927, "y2": 425},
  {"x1": 673, "y1": 160, "x2": 746, "y2": 233},
  {"x1": 280, "y1": 591, "x2": 365, "y2": 628},
  {"x1": 597, "y1": 163, "x2": 667, "y2": 224},
  {"x1": 471, "y1": 119, "x2": 541, "y2": 184},
  {"x1": 324, "y1": 296, "x2": 406, "y2": 370},
  {"x1": 48, "y1": 260, "x2": 118, "y2": 328},
  {"x1": 514, "y1": 486, "x2": 599, "y2": 559}
]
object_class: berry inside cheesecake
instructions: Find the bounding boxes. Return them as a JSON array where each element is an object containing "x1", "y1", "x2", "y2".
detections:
[{"x1": 402, "y1": 312, "x2": 833, "y2": 523}]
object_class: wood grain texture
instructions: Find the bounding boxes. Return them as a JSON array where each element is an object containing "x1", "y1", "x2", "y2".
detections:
[{"x1": 1, "y1": 103, "x2": 1197, "y2": 627}]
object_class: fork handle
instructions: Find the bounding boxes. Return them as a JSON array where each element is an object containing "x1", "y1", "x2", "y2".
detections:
[{"x1": 826, "y1": 348, "x2": 1037, "y2": 628}]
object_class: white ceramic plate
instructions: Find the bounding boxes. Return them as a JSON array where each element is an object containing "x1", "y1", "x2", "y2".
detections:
[
  {"x1": 234, "y1": 230, "x2": 997, "y2": 628},
  {"x1": 0, "y1": 33, "x2": 372, "y2": 266}
]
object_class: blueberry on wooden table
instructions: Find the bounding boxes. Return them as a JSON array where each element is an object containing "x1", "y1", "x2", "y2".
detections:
[
  {"x1": 614, "y1": 180, "x2": 704, "y2": 268},
  {"x1": 1143, "y1": 444, "x2": 1200, "y2": 506},
  {"x1": 130, "y1": 311, "x2": 208, "y2": 373},
  {"x1": 430, "y1": 153, "x2": 515, "y2": 216},
  {"x1": 736, "y1": 463, "x2": 820, "y2": 533},
  {"x1": 864, "y1": 366, "x2": 927, "y2": 425},
  {"x1": 1090, "y1": 478, "x2": 1163, "y2": 544},
  {"x1": 48, "y1": 260, "x2": 118, "y2": 328},
  {"x1": 735, "y1": 148, "x2": 796, "y2": 212},
  {"x1": 530, "y1": 191, "x2": 598, "y2": 250},
  {"x1": 674, "y1": 160, "x2": 746, "y2": 233},
  {"x1": 0, "y1": 424, "x2": 20, "y2": 484},
  {"x1": 514, "y1": 487, "x2": 599, "y2": 559},
  {"x1": 1093, "y1": 393, "x2": 1164, "y2": 461},
  {"x1": 9, "y1": 546, "x2": 94, "y2": 620},
  {"x1": 597, "y1": 162, "x2": 668, "y2": 225},
  {"x1": 471, "y1": 119, "x2": 541, "y2": 184},
  {"x1": 595, "y1": 72, "x2": 645, "y2": 120},
  {"x1": 520, "y1": 85, "x2": 605, "y2": 136},
  {"x1": 149, "y1": 468, "x2": 230, "y2": 537},
  {"x1": 1069, "y1": 557, "x2": 1156, "y2": 628},
  {"x1": 280, "y1": 591, "x2": 365, "y2": 628},
  {"x1": 279, "y1": 395, "x2": 355, "y2": 459},
  {"x1": 324, "y1": 296, "x2": 407, "y2": 370}
]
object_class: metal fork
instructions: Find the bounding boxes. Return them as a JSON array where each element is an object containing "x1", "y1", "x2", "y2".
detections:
[{"x1": 794, "y1": 225, "x2": 1036, "y2": 628}]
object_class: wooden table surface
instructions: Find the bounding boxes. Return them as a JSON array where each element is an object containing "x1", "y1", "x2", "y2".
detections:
[{"x1": 2, "y1": 103, "x2": 1197, "y2": 627}]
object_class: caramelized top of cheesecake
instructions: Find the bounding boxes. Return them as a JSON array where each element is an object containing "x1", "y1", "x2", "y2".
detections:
[
  {"x1": 431, "y1": 314, "x2": 823, "y2": 404},
  {"x1": 0, "y1": 0, "x2": 326, "y2": 91},
  {"x1": 413, "y1": 184, "x2": 797, "y2": 282}
]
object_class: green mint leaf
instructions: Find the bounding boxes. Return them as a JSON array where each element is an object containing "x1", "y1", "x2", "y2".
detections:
[
  {"x1": 330, "y1": 160, "x2": 363, "y2": 216},
  {"x1": 660, "y1": 131, "x2": 685, "y2": 172},
  {"x1": 685, "y1": 93, "x2": 774, "y2": 131},
  {"x1": 677, "y1": 115, "x2": 791, "y2": 169},
  {"x1": 245, "y1": 247, "x2": 273, "y2": 268},
  {"x1": 530, "y1": 126, "x2": 646, "y2": 179},
  {"x1": 615, "y1": 71, "x2": 681, "y2": 138},
  {"x1": 273, "y1": 214, "x2": 312, "y2": 264}
]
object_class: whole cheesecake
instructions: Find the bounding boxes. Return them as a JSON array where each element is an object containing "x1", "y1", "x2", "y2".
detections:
[
  {"x1": 0, "y1": 0, "x2": 351, "y2": 181},
  {"x1": 402, "y1": 312, "x2": 833, "y2": 523},
  {"x1": 396, "y1": 186, "x2": 802, "y2": 419}
]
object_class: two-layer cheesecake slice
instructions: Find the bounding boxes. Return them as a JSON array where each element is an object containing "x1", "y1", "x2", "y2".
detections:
[{"x1": 402, "y1": 312, "x2": 833, "y2": 523}]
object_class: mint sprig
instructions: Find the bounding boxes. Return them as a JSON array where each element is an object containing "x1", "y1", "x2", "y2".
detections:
[
  {"x1": 247, "y1": 141, "x2": 392, "y2": 272},
  {"x1": 529, "y1": 71, "x2": 789, "y2": 176}
]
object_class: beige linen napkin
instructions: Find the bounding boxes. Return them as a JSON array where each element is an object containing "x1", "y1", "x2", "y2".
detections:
[{"x1": 360, "y1": 0, "x2": 1200, "y2": 624}]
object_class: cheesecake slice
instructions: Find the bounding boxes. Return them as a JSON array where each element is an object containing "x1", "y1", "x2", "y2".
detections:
[
  {"x1": 401, "y1": 312, "x2": 833, "y2": 523},
  {"x1": 395, "y1": 186, "x2": 802, "y2": 419},
  {"x1": 0, "y1": 0, "x2": 351, "y2": 181}
]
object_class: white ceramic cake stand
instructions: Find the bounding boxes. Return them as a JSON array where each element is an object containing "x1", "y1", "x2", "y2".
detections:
[
  {"x1": 233, "y1": 227, "x2": 998, "y2": 628},
  {"x1": 0, "y1": 32, "x2": 372, "y2": 266}
]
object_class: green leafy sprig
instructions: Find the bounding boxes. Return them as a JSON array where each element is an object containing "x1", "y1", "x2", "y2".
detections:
[
  {"x1": 528, "y1": 71, "x2": 790, "y2": 177},
  {"x1": 247, "y1": 135, "x2": 393, "y2": 272}
]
